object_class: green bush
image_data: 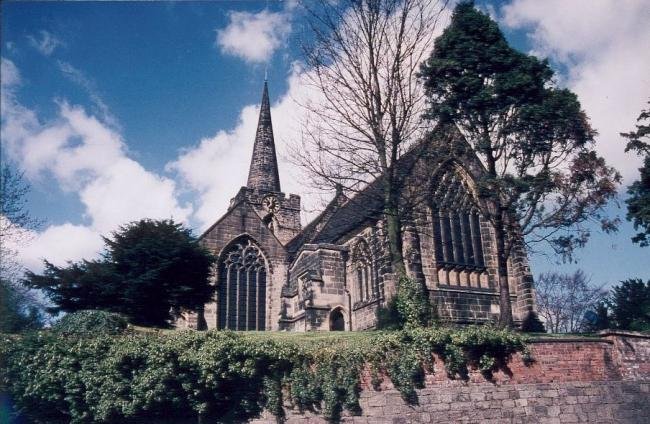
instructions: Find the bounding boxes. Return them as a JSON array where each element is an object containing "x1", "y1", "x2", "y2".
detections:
[
  {"x1": 395, "y1": 276, "x2": 433, "y2": 329},
  {"x1": 52, "y1": 310, "x2": 128, "y2": 336},
  {"x1": 1, "y1": 327, "x2": 527, "y2": 423}
]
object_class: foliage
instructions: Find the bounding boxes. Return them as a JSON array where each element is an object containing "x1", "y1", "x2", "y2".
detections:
[
  {"x1": 621, "y1": 100, "x2": 650, "y2": 246},
  {"x1": 626, "y1": 157, "x2": 650, "y2": 246},
  {"x1": 520, "y1": 311, "x2": 546, "y2": 333},
  {"x1": 419, "y1": 1, "x2": 620, "y2": 327},
  {"x1": 608, "y1": 278, "x2": 650, "y2": 331},
  {"x1": 1, "y1": 327, "x2": 528, "y2": 423},
  {"x1": 535, "y1": 270, "x2": 607, "y2": 333},
  {"x1": 395, "y1": 276, "x2": 433, "y2": 329},
  {"x1": 23, "y1": 219, "x2": 216, "y2": 327},
  {"x1": 0, "y1": 278, "x2": 43, "y2": 333},
  {"x1": 375, "y1": 297, "x2": 403, "y2": 330},
  {"x1": 52, "y1": 310, "x2": 128, "y2": 336}
]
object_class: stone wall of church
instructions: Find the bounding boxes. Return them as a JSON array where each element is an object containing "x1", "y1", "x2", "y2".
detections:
[
  {"x1": 281, "y1": 244, "x2": 349, "y2": 331},
  {"x1": 342, "y1": 223, "x2": 396, "y2": 331}
]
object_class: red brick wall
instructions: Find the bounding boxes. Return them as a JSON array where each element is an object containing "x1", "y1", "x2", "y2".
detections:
[{"x1": 251, "y1": 332, "x2": 650, "y2": 423}]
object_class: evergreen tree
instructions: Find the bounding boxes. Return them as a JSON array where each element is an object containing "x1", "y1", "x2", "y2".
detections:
[
  {"x1": 0, "y1": 278, "x2": 43, "y2": 333},
  {"x1": 621, "y1": 101, "x2": 650, "y2": 246},
  {"x1": 609, "y1": 278, "x2": 650, "y2": 331},
  {"x1": 419, "y1": 2, "x2": 619, "y2": 327},
  {"x1": 24, "y1": 219, "x2": 216, "y2": 327}
]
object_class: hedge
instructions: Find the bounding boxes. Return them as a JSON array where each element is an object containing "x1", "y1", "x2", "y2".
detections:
[{"x1": 1, "y1": 327, "x2": 528, "y2": 423}]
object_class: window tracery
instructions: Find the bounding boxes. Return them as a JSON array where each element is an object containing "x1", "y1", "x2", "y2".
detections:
[
  {"x1": 351, "y1": 239, "x2": 380, "y2": 303},
  {"x1": 431, "y1": 170, "x2": 488, "y2": 287},
  {"x1": 217, "y1": 238, "x2": 267, "y2": 330}
]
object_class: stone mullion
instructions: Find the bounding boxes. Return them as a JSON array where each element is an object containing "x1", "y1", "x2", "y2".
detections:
[
  {"x1": 439, "y1": 212, "x2": 452, "y2": 263},
  {"x1": 364, "y1": 266, "x2": 370, "y2": 300},
  {"x1": 357, "y1": 267, "x2": 363, "y2": 301},
  {"x1": 259, "y1": 269, "x2": 266, "y2": 330},
  {"x1": 431, "y1": 206, "x2": 444, "y2": 263},
  {"x1": 256, "y1": 269, "x2": 261, "y2": 331},
  {"x1": 235, "y1": 267, "x2": 241, "y2": 330},
  {"x1": 225, "y1": 265, "x2": 232, "y2": 330},
  {"x1": 462, "y1": 212, "x2": 475, "y2": 266},
  {"x1": 471, "y1": 211, "x2": 485, "y2": 267},
  {"x1": 245, "y1": 267, "x2": 251, "y2": 331},
  {"x1": 449, "y1": 211, "x2": 461, "y2": 264}
]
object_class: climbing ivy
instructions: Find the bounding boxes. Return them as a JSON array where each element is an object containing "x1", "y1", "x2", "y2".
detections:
[{"x1": 1, "y1": 327, "x2": 527, "y2": 423}]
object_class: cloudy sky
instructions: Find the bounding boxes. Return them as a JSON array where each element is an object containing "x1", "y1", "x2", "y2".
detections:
[{"x1": 1, "y1": 0, "x2": 648, "y2": 285}]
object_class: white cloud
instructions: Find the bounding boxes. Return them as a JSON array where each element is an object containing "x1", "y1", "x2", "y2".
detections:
[
  {"x1": 58, "y1": 61, "x2": 119, "y2": 129},
  {"x1": 1, "y1": 58, "x2": 20, "y2": 88},
  {"x1": 11, "y1": 224, "x2": 105, "y2": 272},
  {"x1": 216, "y1": 10, "x2": 291, "y2": 63},
  {"x1": 27, "y1": 30, "x2": 63, "y2": 56},
  {"x1": 1, "y1": 58, "x2": 192, "y2": 270},
  {"x1": 501, "y1": 0, "x2": 650, "y2": 183}
]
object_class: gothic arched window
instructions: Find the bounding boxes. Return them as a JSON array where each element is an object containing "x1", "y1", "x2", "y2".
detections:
[
  {"x1": 217, "y1": 238, "x2": 267, "y2": 330},
  {"x1": 351, "y1": 239, "x2": 378, "y2": 302}
]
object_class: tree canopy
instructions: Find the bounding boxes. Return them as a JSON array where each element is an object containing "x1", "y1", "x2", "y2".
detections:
[
  {"x1": 24, "y1": 219, "x2": 216, "y2": 327},
  {"x1": 609, "y1": 278, "x2": 650, "y2": 331},
  {"x1": 419, "y1": 1, "x2": 619, "y2": 326},
  {"x1": 621, "y1": 101, "x2": 650, "y2": 246}
]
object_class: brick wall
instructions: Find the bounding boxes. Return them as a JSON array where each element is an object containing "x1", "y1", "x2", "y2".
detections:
[{"x1": 250, "y1": 332, "x2": 650, "y2": 423}]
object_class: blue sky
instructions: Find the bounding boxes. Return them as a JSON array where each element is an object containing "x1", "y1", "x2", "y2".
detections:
[{"x1": 1, "y1": 0, "x2": 648, "y2": 286}]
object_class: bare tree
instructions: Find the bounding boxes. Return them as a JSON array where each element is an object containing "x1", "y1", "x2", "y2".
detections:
[
  {"x1": 0, "y1": 164, "x2": 42, "y2": 281},
  {"x1": 294, "y1": 0, "x2": 448, "y2": 277},
  {"x1": 535, "y1": 270, "x2": 607, "y2": 333},
  {"x1": 0, "y1": 163, "x2": 45, "y2": 331}
]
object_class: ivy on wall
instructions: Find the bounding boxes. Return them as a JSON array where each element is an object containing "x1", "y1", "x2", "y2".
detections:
[{"x1": 1, "y1": 327, "x2": 527, "y2": 423}]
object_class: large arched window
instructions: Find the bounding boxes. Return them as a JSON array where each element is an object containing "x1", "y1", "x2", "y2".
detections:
[
  {"x1": 431, "y1": 169, "x2": 488, "y2": 287},
  {"x1": 217, "y1": 238, "x2": 267, "y2": 330}
]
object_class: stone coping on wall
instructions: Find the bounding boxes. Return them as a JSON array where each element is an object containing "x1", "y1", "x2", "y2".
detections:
[{"x1": 599, "y1": 329, "x2": 650, "y2": 338}]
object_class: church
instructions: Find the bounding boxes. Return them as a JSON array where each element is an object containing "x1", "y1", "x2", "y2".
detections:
[{"x1": 177, "y1": 82, "x2": 536, "y2": 331}]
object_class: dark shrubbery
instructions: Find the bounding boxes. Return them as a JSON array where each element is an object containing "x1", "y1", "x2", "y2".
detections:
[
  {"x1": 52, "y1": 310, "x2": 128, "y2": 336},
  {"x1": 520, "y1": 311, "x2": 546, "y2": 333},
  {"x1": 1, "y1": 327, "x2": 527, "y2": 423}
]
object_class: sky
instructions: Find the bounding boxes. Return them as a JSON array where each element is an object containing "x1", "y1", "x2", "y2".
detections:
[{"x1": 1, "y1": 0, "x2": 648, "y2": 287}]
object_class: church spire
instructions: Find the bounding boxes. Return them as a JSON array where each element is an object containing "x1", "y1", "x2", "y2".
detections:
[{"x1": 247, "y1": 81, "x2": 281, "y2": 192}]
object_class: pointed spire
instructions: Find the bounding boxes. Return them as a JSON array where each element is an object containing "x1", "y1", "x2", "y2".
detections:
[{"x1": 247, "y1": 81, "x2": 281, "y2": 192}]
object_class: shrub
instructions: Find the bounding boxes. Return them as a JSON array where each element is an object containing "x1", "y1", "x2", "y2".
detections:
[
  {"x1": 1, "y1": 327, "x2": 528, "y2": 423},
  {"x1": 395, "y1": 276, "x2": 433, "y2": 329},
  {"x1": 52, "y1": 310, "x2": 128, "y2": 336},
  {"x1": 375, "y1": 297, "x2": 402, "y2": 330},
  {"x1": 520, "y1": 311, "x2": 546, "y2": 333}
]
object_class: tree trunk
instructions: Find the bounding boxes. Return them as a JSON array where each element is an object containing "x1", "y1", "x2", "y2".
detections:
[
  {"x1": 493, "y1": 214, "x2": 513, "y2": 328},
  {"x1": 384, "y1": 180, "x2": 407, "y2": 280}
]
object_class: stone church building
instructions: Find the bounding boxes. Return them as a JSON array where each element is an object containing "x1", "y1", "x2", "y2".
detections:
[{"x1": 178, "y1": 82, "x2": 535, "y2": 331}]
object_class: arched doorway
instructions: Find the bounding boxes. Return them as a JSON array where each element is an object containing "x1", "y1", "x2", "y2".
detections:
[{"x1": 329, "y1": 308, "x2": 345, "y2": 331}]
